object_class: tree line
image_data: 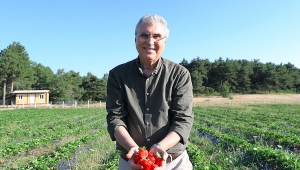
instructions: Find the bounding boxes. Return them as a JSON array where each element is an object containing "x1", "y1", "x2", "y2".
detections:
[
  {"x1": 1, "y1": 42, "x2": 300, "y2": 105},
  {"x1": 179, "y1": 57, "x2": 300, "y2": 97},
  {"x1": 0, "y1": 42, "x2": 107, "y2": 105}
]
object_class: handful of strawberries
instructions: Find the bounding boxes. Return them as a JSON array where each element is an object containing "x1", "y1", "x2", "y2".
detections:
[{"x1": 133, "y1": 146, "x2": 163, "y2": 170}]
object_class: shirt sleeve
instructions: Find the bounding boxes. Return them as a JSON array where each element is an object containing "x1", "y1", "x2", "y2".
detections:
[
  {"x1": 106, "y1": 70, "x2": 128, "y2": 141},
  {"x1": 169, "y1": 68, "x2": 194, "y2": 145}
]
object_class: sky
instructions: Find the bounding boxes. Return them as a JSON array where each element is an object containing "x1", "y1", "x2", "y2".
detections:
[{"x1": 1, "y1": 0, "x2": 299, "y2": 78}]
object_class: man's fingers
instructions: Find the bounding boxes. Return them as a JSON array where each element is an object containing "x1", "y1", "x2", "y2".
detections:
[
  {"x1": 162, "y1": 152, "x2": 168, "y2": 160},
  {"x1": 126, "y1": 147, "x2": 139, "y2": 159},
  {"x1": 128, "y1": 157, "x2": 142, "y2": 170},
  {"x1": 126, "y1": 152, "x2": 133, "y2": 159}
]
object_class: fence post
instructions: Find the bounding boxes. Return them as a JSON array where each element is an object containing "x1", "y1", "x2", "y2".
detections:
[
  {"x1": 75, "y1": 101, "x2": 77, "y2": 108},
  {"x1": 228, "y1": 99, "x2": 230, "y2": 105},
  {"x1": 62, "y1": 101, "x2": 64, "y2": 108},
  {"x1": 88, "y1": 100, "x2": 89, "y2": 108},
  {"x1": 100, "y1": 100, "x2": 102, "y2": 107},
  {"x1": 50, "y1": 101, "x2": 52, "y2": 109}
]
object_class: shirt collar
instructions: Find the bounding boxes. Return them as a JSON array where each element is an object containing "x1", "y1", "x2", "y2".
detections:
[{"x1": 135, "y1": 56, "x2": 163, "y2": 76}]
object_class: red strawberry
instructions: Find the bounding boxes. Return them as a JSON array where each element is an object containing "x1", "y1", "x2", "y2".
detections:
[
  {"x1": 151, "y1": 163, "x2": 159, "y2": 170},
  {"x1": 147, "y1": 152, "x2": 156, "y2": 164},
  {"x1": 134, "y1": 154, "x2": 140, "y2": 164},
  {"x1": 138, "y1": 146, "x2": 148, "y2": 159},
  {"x1": 154, "y1": 151, "x2": 163, "y2": 166},
  {"x1": 138, "y1": 159, "x2": 152, "y2": 170}
]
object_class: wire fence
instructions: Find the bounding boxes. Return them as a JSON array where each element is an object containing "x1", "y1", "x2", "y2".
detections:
[
  {"x1": 0, "y1": 100, "x2": 106, "y2": 109},
  {"x1": 1, "y1": 95, "x2": 300, "y2": 109}
]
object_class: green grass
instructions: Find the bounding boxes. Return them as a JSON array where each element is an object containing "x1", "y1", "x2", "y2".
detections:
[{"x1": 71, "y1": 135, "x2": 119, "y2": 169}]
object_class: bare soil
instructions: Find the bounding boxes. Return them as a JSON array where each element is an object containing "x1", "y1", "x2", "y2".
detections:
[{"x1": 193, "y1": 94, "x2": 300, "y2": 106}]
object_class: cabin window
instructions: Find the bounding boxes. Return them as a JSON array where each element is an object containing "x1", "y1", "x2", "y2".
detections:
[
  {"x1": 40, "y1": 94, "x2": 44, "y2": 99},
  {"x1": 18, "y1": 95, "x2": 23, "y2": 100}
]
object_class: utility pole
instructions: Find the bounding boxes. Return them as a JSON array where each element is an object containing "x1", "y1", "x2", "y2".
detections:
[{"x1": 3, "y1": 79, "x2": 6, "y2": 106}]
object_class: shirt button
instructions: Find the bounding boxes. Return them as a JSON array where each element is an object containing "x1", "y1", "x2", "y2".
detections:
[
  {"x1": 146, "y1": 122, "x2": 149, "y2": 125},
  {"x1": 146, "y1": 93, "x2": 149, "y2": 95},
  {"x1": 146, "y1": 108, "x2": 149, "y2": 111},
  {"x1": 147, "y1": 138, "x2": 150, "y2": 141}
]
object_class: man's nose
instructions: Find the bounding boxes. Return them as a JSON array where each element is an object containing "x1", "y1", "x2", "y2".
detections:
[{"x1": 146, "y1": 37, "x2": 155, "y2": 44}]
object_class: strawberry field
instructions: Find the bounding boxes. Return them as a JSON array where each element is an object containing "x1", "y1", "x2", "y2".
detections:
[{"x1": 0, "y1": 104, "x2": 299, "y2": 169}]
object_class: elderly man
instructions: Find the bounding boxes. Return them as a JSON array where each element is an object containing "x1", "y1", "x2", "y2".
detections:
[{"x1": 106, "y1": 14, "x2": 194, "y2": 170}]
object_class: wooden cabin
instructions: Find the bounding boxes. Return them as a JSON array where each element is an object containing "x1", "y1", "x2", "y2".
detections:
[{"x1": 12, "y1": 90, "x2": 50, "y2": 105}]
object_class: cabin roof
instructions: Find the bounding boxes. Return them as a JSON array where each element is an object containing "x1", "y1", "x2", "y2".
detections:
[{"x1": 12, "y1": 90, "x2": 50, "y2": 94}]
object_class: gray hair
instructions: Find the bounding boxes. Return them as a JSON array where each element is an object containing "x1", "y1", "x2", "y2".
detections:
[{"x1": 135, "y1": 14, "x2": 170, "y2": 38}]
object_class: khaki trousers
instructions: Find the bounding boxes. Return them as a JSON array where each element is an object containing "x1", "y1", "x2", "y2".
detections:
[{"x1": 118, "y1": 150, "x2": 193, "y2": 170}]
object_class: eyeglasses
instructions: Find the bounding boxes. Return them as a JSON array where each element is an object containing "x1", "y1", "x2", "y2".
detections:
[{"x1": 136, "y1": 33, "x2": 166, "y2": 42}]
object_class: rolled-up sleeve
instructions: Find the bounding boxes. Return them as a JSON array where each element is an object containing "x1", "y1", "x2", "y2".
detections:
[
  {"x1": 106, "y1": 71, "x2": 127, "y2": 141},
  {"x1": 169, "y1": 69, "x2": 194, "y2": 145}
]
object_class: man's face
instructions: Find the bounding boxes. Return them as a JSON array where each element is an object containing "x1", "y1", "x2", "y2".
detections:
[{"x1": 135, "y1": 22, "x2": 167, "y2": 62}]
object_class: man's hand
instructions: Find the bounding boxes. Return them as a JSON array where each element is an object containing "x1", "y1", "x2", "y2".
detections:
[
  {"x1": 149, "y1": 144, "x2": 168, "y2": 169},
  {"x1": 126, "y1": 146, "x2": 142, "y2": 170}
]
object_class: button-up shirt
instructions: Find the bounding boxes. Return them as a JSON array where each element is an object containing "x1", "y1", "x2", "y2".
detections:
[{"x1": 106, "y1": 57, "x2": 194, "y2": 154}]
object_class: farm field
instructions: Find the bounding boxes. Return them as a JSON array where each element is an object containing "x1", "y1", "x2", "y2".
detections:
[{"x1": 0, "y1": 104, "x2": 299, "y2": 170}]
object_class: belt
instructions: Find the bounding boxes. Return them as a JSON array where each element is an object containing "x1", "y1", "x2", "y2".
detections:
[
  {"x1": 120, "y1": 150, "x2": 184, "y2": 163},
  {"x1": 166, "y1": 150, "x2": 184, "y2": 163}
]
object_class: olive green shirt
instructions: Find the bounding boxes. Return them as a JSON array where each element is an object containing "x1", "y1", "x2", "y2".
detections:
[{"x1": 106, "y1": 57, "x2": 194, "y2": 154}]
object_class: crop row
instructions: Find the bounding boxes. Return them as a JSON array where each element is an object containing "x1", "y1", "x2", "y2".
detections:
[
  {"x1": 194, "y1": 115, "x2": 300, "y2": 146},
  {"x1": 194, "y1": 111, "x2": 300, "y2": 133},
  {"x1": 0, "y1": 114, "x2": 102, "y2": 141},
  {"x1": 193, "y1": 123, "x2": 299, "y2": 169},
  {"x1": 17, "y1": 128, "x2": 108, "y2": 169},
  {"x1": 0, "y1": 118, "x2": 106, "y2": 158},
  {"x1": 193, "y1": 105, "x2": 300, "y2": 126}
]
